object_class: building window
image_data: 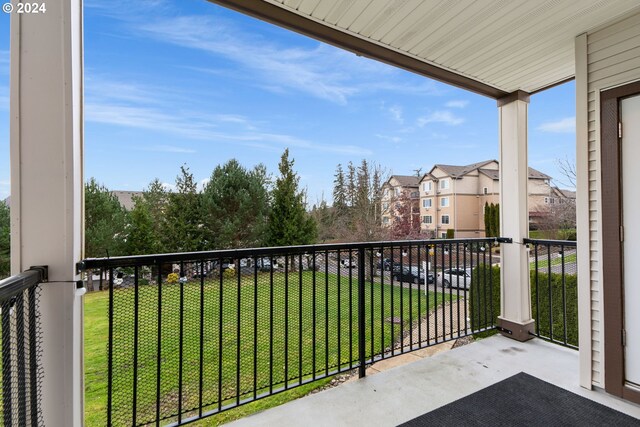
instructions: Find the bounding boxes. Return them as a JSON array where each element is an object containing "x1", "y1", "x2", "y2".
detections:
[
  {"x1": 544, "y1": 197, "x2": 549, "y2": 204},
  {"x1": 441, "y1": 232, "x2": 447, "y2": 238},
  {"x1": 440, "y1": 179, "x2": 449, "y2": 190},
  {"x1": 423, "y1": 182, "x2": 432, "y2": 192},
  {"x1": 483, "y1": 187, "x2": 488, "y2": 195},
  {"x1": 410, "y1": 191, "x2": 419, "y2": 198},
  {"x1": 441, "y1": 215, "x2": 450, "y2": 225},
  {"x1": 441, "y1": 197, "x2": 449, "y2": 207},
  {"x1": 422, "y1": 198, "x2": 432, "y2": 208},
  {"x1": 382, "y1": 202, "x2": 389, "y2": 211},
  {"x1": 549, "y1": 198, "x2": 556, "y2": 204},
  {"x1": 395, "y1": 188, "x2": 401, "y2": 196},
  {"x1": 422, "y1": 215, "x2": 433, "y2": 224},
  {"x1": 383, "y1": 217, "x2": 390, "y2": 224},
  {"x1": 383, "y1": 189, "x2": 389, "y2": 198}
]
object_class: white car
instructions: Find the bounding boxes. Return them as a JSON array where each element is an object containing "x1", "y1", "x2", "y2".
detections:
[{"x1": 437, "y1": 268, "x2": 472, "y2": 289}]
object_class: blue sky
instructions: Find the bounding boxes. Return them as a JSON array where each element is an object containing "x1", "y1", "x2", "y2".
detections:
[{"x1": 0, "y1": 0, "x2": 576, "y2": 203}]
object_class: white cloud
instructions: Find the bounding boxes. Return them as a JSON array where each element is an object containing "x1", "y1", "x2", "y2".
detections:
[
  {"x1": 417, "y1": 110, "x2": 464, "y2": 127},
  {"x1": 137, "y1": 17, "x2": 357, "y2": 105},
  {"x1": 537, "y1": 117, "x2": 575, "y2": 133},
  {"x1": 387, "y1": 105, "x2": 403, "y2": 124},
  {"x1": 445, "y1": 100, "x2": 469, "y2": 108},
  {"x1": 375, "y1": 134, "x2": 401, "y2": 144},
  {"x1": 161, "y1": 182, "x2": 176, "y2": 192},
  {"x1": 136, "y1": 145, "x2": 196, "y2": 154},
  {"x1": 198, "y1": 178, "x2": 210, "y2": 191}
]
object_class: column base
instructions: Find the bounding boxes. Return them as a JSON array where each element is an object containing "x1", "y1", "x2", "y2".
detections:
[{"x1": 497, "y1": 317, "x2": 535, "y2": 342}]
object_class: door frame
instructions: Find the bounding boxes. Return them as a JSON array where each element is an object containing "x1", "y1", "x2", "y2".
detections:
[{"x1": 601, "y1": 80, "x2": 640, "y2": 404}]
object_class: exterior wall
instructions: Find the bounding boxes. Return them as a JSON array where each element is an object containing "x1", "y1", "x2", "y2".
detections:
[{"x1": 580, "y1": 10, "x2": 640, "y2": 388}]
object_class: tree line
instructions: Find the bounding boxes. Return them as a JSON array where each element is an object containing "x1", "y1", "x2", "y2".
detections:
[{"x1": 85, "y1": 149, "x2": 316, "y2": 258}]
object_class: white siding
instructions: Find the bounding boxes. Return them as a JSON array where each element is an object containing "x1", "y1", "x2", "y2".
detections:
[{"x1": 585, "y1": 10, "x2": 640, "y2": 387}]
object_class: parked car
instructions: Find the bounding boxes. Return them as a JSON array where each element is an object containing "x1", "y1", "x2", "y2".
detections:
[
  {"x1": 376, "y1": 258, "x2": 393, "y2": 271},
  {"x1": 437, "y1": 268, "x2": 472, "y2": 289},
  {"x1": 392, "y1": 266, "x2": 434, "y2": 284},
  {"x1": 340, "y1": 258, "x2": 357, "y2": 268}
]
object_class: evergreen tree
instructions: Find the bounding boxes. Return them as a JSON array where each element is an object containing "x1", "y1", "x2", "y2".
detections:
[
  {"x1": 484, "y1": 202, "x2": 491, "y2": 237},
  {"x1": 346, "y1": 162, "x2": 356, "y2": 208},
  {"x1": 484, "y1": 202, "x2": 500, "y2": 237},
  {"x1": 267, "y1": 149, "x2": 317, "y2": 247},
  {"x1": 127, "y1": 198, "x2": 160, "y2": 255},
  {"x1": 332, "y1": 164, "x2": 347, "y2": 213},
  {"x1": 85, "y1": 178, "x2": 127, "y2": 257},
  {"x1": 202, "y1": 159, "x2": 270, "y2": 249},
  {"x1": 0, "y1": 201, "x2": 10, "y2": 278},
  {"x1": 164, "y1": 165, "x2": 203, "y2": 252}
]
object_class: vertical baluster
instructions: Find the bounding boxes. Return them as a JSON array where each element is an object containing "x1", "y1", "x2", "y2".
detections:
[
  {"x1": 218, "y1": 258, "x2": 224, "y2": 411},
  {"x1": 199, "y1": 262, "x2": 205, "y2": 417},
  {"x1": 132, "y1": 266, "x2": 139, "y2": 425},
  {"x1": 155, "y1": 265, "x2": 162, "y2": 426},
  {"x1": 253, "y1": 257, "x2": 258, "y2": 399},
  {"x1": 178, "y1": 262, "x2": 184, "y2": 422}
]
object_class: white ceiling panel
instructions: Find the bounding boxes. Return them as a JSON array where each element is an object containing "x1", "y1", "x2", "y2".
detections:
[{"x1": 219, "y1": 0, "x2": 640, "y2": 96}]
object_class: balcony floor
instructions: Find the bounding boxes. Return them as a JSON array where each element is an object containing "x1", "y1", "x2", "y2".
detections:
[{"x1": 227, "y1": 335, "x2": 640, "y2": 426}]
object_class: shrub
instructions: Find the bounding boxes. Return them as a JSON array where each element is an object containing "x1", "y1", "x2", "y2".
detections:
[
  {"x1": 446, "y1": 229, "x2": 455, "y2": 239},
  {"x1": 469, "y1": 264, "x2": 500, "y2": 337},
  {"x1": 167, "y1": 273, "x2": 178, "y2": 284},
  {"x1": 469, "y1": 264, "x2": 578, "y2": 346},
  {"x1": 530, "y1": 271, "x2": 578, "y2": 346}
]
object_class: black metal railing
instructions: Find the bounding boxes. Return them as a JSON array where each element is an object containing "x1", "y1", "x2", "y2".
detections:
[
  {"x1": 524, "y1": 238, "x2": 578, "y2": 349},
  {"x1": 79, "y1": 238, "x2": 499, "y2": 426},
  {"x1": 0, "y1": 266, "x2": 47, "y2": 426}
]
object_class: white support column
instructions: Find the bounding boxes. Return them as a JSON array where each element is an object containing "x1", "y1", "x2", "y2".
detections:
[
  {"x1": 497, "y1": 90, "x2": 535, "y2": 341},
  {"x1": 10, "y1": 0, "x2": 84, "y2": 425}
]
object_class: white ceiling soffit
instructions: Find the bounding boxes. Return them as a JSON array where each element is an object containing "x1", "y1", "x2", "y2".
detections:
[{"x1": 209, "y1": 0, "x2": 640, "y2": 99}]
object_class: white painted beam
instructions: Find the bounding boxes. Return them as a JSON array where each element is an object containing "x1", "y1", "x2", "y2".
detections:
[
  {"x1": 497, "y1": 92, "x2": 535, "y2": 340},
  {"x1": 575, "y1": 32, "x2": 593, "y2": 390},
  {"x1": 10, "y1": 0, "x2": 84, "y2": 425}
]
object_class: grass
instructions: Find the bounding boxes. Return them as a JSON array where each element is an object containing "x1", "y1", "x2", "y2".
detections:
[
  {"x1": 85, "y1": 271, "x2": 449, "y2": 426},
  {"x1": 529, "y1": 253, "x2": 577, "y2": 270}
]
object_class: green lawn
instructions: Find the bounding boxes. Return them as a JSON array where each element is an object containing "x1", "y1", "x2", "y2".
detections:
[
  {"x1": 85, "y1": 271, "x2": 449, "y2": 426},
  {"x1": 530, "y1": 252, "x2": 577, "y2": 269}
]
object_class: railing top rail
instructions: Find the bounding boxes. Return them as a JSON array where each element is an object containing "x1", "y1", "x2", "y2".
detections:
[
  {"x1": 0, "y1": 266, "x2": 48, "y2": 301},
  {"x1": 523, "y1": 238, "x2": 577, "y2": 247},
  {"x1": 78, "y1": 237, "x2": 502, "y2": 271}
]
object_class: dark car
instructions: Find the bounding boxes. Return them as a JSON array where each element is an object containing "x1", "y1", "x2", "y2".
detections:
[
  {"x1": 392, "y1": 266, "x2": 434, "y2": 284},
  {"x1": 376, "y1": 258, "x2": 393, "y2": 271}
]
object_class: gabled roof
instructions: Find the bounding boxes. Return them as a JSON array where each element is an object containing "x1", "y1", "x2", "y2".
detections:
[
  {"x1": 478, "y1": 167, "x2": 551, "y2": 181},
  {"x1": 430, "y1": 160, "x2": 496, "y2": 178},
  {"x1": 386, "y1": 175, "x2": 420, "y2": 188}
]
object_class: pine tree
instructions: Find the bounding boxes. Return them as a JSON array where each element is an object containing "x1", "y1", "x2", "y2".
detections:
[
  {"x1": 85, "y1": 178, "x2": 127, "y2": 257},
  {"x1": 201, "y1": 159, "x2": 270, "y2": 249},
  {"x1": 164, "y1": 165, "x2": 203, "y2": 252},
  {"x1": 346, "y1": 162, "x2": 356, "y2": 208},
  {"x1": 267, "y1": 149, "x2": 317, "y2": 247},
  {"x1": 332, "y1": 164, "x2": 347, "y2": 213},
  {"x1": 127, "y1": 199, "x2": 160, "y2": 255},
  {"x1": 484, "y1": 202, "x2": 491, "y2": 237}
]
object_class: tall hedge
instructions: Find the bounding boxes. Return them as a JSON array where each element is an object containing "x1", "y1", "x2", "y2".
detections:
[
  {"x1": 469, "y1": 265, "x2": 578, "y2": 347},
  {"x1": 469, "y1": 264, "x2": 501, "y2": 334}
]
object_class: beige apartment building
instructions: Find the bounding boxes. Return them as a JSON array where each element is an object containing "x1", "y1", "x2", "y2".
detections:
[
  {"x1": 419, "y1": 160, "x2": 558, "y2": 237},
  {"x1": 380, "y1": 175, "x2": 420, "y2": 228},
  {"x1": 381, "y1": 160, "x2": 565, "y2": 238}
]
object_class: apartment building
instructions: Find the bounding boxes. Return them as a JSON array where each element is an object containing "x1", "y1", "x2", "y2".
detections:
[
  {"x1": 417, "y1": 160, "x2": 555, "y2": 238},
  {"x1": 380, "y1": 175, "x2": 420, "y2": 227}
]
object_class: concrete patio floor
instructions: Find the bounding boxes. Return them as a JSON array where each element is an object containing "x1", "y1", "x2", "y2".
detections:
[{"x1": 227, "y1": 335, "x2": 640, "y2": 427}]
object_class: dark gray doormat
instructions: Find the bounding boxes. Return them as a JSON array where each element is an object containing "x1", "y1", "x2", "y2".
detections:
[{"x1": 399, "y1": 372, "x2": 640, "y2": 426}]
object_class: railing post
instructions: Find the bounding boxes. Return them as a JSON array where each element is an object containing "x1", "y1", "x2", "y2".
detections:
[{"x1": 357, "y1": 248, "x2": 366, "y2": 378}]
